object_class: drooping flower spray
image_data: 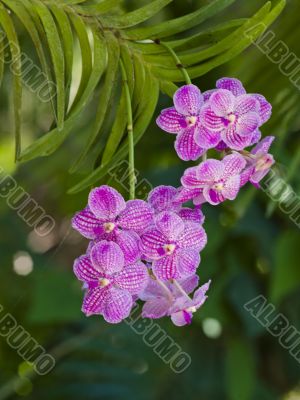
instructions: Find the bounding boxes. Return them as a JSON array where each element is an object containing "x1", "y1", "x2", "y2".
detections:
[{"x1": 71, "y1": 43, "x2": 275, "y2": 326}]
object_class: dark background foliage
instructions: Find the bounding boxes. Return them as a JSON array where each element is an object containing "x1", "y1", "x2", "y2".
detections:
[{"x1": 0, "y1": 0, "x2": 299, "y2": 399}]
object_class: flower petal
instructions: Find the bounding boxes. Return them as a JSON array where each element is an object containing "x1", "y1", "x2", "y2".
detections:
[
  {"x1": 118, "y1": 200, "x2": 154, "y2": 234},
  {"x1": 193, "y1": 279, "x2": 211, "y2": 307},
  {"x1": 249, "y1": 129, "x2": 261, "y2": 146},
  {"x1": 88, "y1": 186, "x2": 126, "y2": 220},
  {"x1": 222, "y1": 153, "x2": 246, "y2": 178},
  {"x1": 148, "y1": 185, "x2": 179, "y2": 213},
  {"x1": 222, "y1": 175, "x2": 241, "y2": 200},
  {"x1": 115, "y1": 230, "x2": 141, "y2": 264},
  {"x1": 171, "y1": 310, "x2": 193, "y2": 326},
  {"x1": 236, "y1": 112, "x2": 260, "y2": 136},
  {"x1": 240, "y1": 166, "x2": 255, "y2": 186},
  {"x1": 173, "y1": 84, "x2": 203, "y2": 116},
  {"x1": 175, "y1": 126, "x2": 205, "y2": 161},
  {"x1": 82, "y1": 286, "x2": 109, "y2": 316},
  {"x1": 222, "y1": 124, "x2": 253, "y2": 150},
  {"x1": 155, "y1": 211, "x2": 185, "y2": 241},
  {"x1": 178, "y1": 222, "x2": 207, "y2": 251},
  {"x1": 200, "y1": 104, "x2": 225, "y2": 131},
  {"x1": 73, "y1": 255, "x2": 100, "y2": 283},
  {"x1": 174, "y1": 186, "x2": 203, "y2": 203},
  {"x1": 177, "y1": 275, "x2": 199, "y2": 295},
  {"x1": 194, "y1": 125, "x2": 221, "y2": 149},
  {"x1": 203, "y1": 187, "x2": 225, "y2": 205},
  {"x1": 251, "y1": 136, "x2": 275, "y2": 155},
  {"x1": 252, "y1": 94, "x2": 272, "y2": 124},
  {"x1": 142, "y1": 298, "x2": 171, "y2": 318},
  {"x1": 153, "y1": 254, "x2": 179, "y2": 280},
  {"x1": 197, "y1": 159, "x2": 224, "y2": 183},
  {"x1": 216, "y1": 77, "x2": 246, "y2": 96},
  {"x1": 114, "y1": 261, "x2": 149, "y2": 294},
  {"x1": 141, "y1": 229, "x2": 166, "y2": 259},
  {"x1": 156, "y1": 107, "x2": 185, "y2": 133},
  {"x1": 210, "y1": 89, "x2": 235, "y2": 117},
  {"x1": 177, "y1": 249, "x2": 200, "y2": 277},
  {"x1": 178, "y1": 207, "x2": 205, "y2": 224},
  {"x1": 103, "y1": 287, "x2": 133, "y2": 323},
  {"x1": 90, "y1": 240, "x2": 124, "y2": 275},
  {"x1": 139, "y1": 278, "x2": 166, "y2": 301},
  {"x1": 72, "y1": 207, "x2": 103, "y2": 239},
  {"x1": 235, "y1": 94, "x2": 260, "y2": 115}
]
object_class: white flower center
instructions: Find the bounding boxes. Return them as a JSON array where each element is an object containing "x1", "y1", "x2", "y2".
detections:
[
  {"x1": 164, "y1": 244, "x2": 176, "y2": 255},
  {"x1": 186, "y1": 306, "x2": 197, "y2": 313},
  {"x1": 227, "y1": 114, "x2": 236, "y2": 124},
  {"x1": 186, "y1": 116, "x2": 197, "y2": 126},
  {"x1": 99, "y1": 278, "x2": 110, "y2": 287},
  {"x1": 213, "y1": 182, "x2": 224, "y2": 191},
  {"x1": 256, "y1": 155, "x2": 273, "y2": 171},
  {"x1": 103, "y1": 222, "x2": 115, "y2": 233}
]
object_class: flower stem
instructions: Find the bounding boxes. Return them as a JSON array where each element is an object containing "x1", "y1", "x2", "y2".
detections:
[
  {"x1": 120, "y1": 59, "x2": 135, "y2": 200},
  {"x1": 154, "y1": 39, "x2": 192, "y2": 85}
]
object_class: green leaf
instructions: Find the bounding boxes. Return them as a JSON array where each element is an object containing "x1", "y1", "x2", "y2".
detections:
[
  {"x1": 225, "y1": 337, "x2": 256, "y2": 400},
  {"x1": 103, "y1": 0, "x2": 173, "y2": 29},
  {"x1": 69, "y1": 12, "x2": 92, "y2": 112},
  {"x1": 33, "y1": 0, "x2": 65, "y2": 129},
  {"x1": 68, "y1": 68, "x2": 159, "y2": 193},
  {"x1": 269, "y1": 231, "x2": 300, "y2": 305},
  {"x1": 70, "y1": 33, "x2": 120, "y2": 172},
  {"x1": 19, "y1": 30, "x2": 106, "y2": 162},
  {"x1": 124, "y1": 0, "x2": 236, "y2": 39},
  {"x1": 0, "y1": 4, "x2": 22, "y2": 160},
  {"x1": 73, "y1": 0, "x2": 122, "y2": 16}
]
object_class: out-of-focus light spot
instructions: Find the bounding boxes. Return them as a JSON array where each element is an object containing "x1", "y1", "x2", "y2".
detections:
[
  {"x1": 13, "y1": 377, "x2": 33, "y2": 396},
  {"x1": 284, "y1": 389, "x2": 300, "y2": 400},
  {"x1": 256, "y1": 258, "x2": 270, "y2": 275},
  {"x1": 13, "y1": 252, "x2": 33, "y2": 276},
  {"x1": 27, "y1": 230, "x2": 56, "y2": 254},
  {"x1": 202, "y1": 318, "x2": 222, "y2": 339},
  {"x1": 18, "y1": 362, "x2": 34, "y2": 378}
]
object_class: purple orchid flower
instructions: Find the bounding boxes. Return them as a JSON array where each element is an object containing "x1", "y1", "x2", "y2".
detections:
[
  {"x1": 246, "y1": 136, "x2": 275, "y2": 187},
  {"x1": 156, "y1": 84, "x2": 207, "y2": 161},
  {"x1": 181, "y1": 153, "x2": 246, "y2": 205},
  {"x1": 148, "y1": 185, "x2": 205, "y2": 224},
  {"x1": 140, "y1": 275, "x2": 211, "y2": 326},
  {"x1": 73, "y1": 241, "x2": 149, "y2": 323},
  {"x1": 141, "y1": 211, "x2": 207, "y2": 281},
  {"x1": 72, "y1": 185, "x2": 154, "y2": 264}
]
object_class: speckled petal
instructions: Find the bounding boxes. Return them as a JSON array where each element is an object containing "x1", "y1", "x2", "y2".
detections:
[
  {"x1": 178, "y1": 207, "x2": 205, "y2": 224},
  {"x1": 156, "y1": 107, "x2": 185, "y2": 133},
  {"x1": 251, "y1": 136, "x2": 275, "y2": 155},
  {"x1": 155, "y1": 211, "x2": 185, "y2": 241},
  {"x1": 141, "y1": 229, "x2": 166, "y2": 260},
  {"x1": 114, "y1": 261, "x2": 149, "y2": 295},
  {"x1": 178, "y1": 222, "x2": 207, "y2": 251},
  {"x1": 194, "y1": 125, "x2": 221, "y2": 149},
  {"x1": 142, "y1": 298, "x2": 171, "y2": 318},
  {"x1": 178, "y1": 275, "x2": 199, "y2": 295},
  {"x1": 196, "y1": 159, "x2": 224, "y2": 183},
  {"x1": 222, "y1": 175, "x2": 241, "y2": 200},
  {"x1": 177, "y1": 248, "x2": 200, "y2": 277},
  {"x1": 73, "y1": 255, "x2": 100, "y2": 283},
  {"x1": 148, "y1": 185, "x2": 179, "y2": 213},
  {"x1": 175, "y1": 126, "x2": 205, "y2": 161},
  {"x1": 181, "y1": 166, "x2": 203, "y2": 188},
  {"x1": 115, "y1": 230, "x2": 141, "y2": 264},
  {"x1": 174, "y1": 187, "x2": 203, "y2": 204},
  {"x1": 223, "y1": 153, "x2": 247, "y2": 178},
  {"x1": 200, "y1": 104, "x2": 224, "y2": 131},
  {"x1": 173, "y1": 84, "x2": 203, "y2": 116},
  {"x1": 203, "y1": 187, "x2": 225, "y2": 205},
  {"x1": 216, "y1": 77, "x2": 246, "y2": 96},
  {"x1": 235, "y1": 94, "x2": 260, "y2": 116},
  {"x1": 118, "y1": 200, "x2": 154, "y2": 234},
  {"x1": 236, "y1": 112, "x2": 260, "y2": 136},
  {"x1": 210, "y1": 89, "x2": 235, "y2": 117},
  {"x1": 88, "y1": 186, "x2": 126, "y2": 220},
  {"x1": 252, "y1": 94, "x2": 272, "y2": 124},
  {"x1": 103, "y1": 287, "x2": 133, "y2": 323},
  {"x1": 90, "y1": 240, "x2": 124, "y2": 275},
  {"x1": 82, "y1": 286, "x2": 109, "y2": 316},
  {"x1": 222, "y1": 124, "x2": 253, "y2": 150},
  {"x1": 72, "y1": 207, "x2": 103, "y2": 239},
  {"x1": 153, "y1": 254, "x2": 179, "y2": 280}
]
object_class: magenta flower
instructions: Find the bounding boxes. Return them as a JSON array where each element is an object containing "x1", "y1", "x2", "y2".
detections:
[
  {"x1": 148, "y1": 185, "x2": 205, "y2": 224},
  {"x1": 140, "y1": 275, "x2": 211, "y2": 326},
  {"x1": 141, "y1": 211, "x2": 207, "y2": 280},
  {"x1": 181, "y1": 153, "x2": 246, "y2": 205},
  {"x1": 74, "y1": 241, "x2": 148, "y2": 323},
  {"x1": 248, "y1": 136, "x2": 275, "y2": 186},
  {"x1": 72, "y1": 185, "x2": 154, "y2": 264},
  {"x1": 201, "y1": 89, "x2": 261, "y2": 150},
  {"x1": 156, "y1": 84, "x2": 206, "y2": 161}
]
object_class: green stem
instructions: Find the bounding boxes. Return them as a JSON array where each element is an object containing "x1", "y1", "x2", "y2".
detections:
[
  {"x1": 155, "y1": 40, "x2": 191, "y2": 85},
  {"x1": 120, "y1": 59, "x2": 135, "y2": 199}
]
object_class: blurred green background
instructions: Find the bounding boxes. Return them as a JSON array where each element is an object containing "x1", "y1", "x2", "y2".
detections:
[{"x1": 0, "y1": 0, "x2": 300, "y2": 399}]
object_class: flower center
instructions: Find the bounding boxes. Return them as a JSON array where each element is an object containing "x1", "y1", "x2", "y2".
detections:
[
  {"x1": 164, "y1": 243, "x2": 176, "y2": 255},
  {"x1": 186, "y1": 306, "x2": 197, "y2": 313},
  {"x1": 186, "y1": 116, "x2": 197, "y2": 126},
  {"x1": 213, "y1": 182, "x2": 224, "y2": 191},
  {"x1": 103, "y1": 222, "x2": 115, "y2": 233},
  {"x1": 256, "y1": 155, "x2": 273, "y2": 171},
  {"x1": 227, "y1": 113, "x2": 236, "y2": 124},
  {"x1": 99, "y1": 278, "x2": 110, "y2": 287}
]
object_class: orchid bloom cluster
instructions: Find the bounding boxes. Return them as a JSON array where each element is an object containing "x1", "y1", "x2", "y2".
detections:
[{"x1": 72, "y1": 77, "x2": 275, "y2": 327}]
